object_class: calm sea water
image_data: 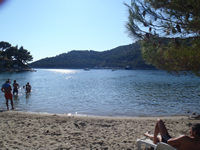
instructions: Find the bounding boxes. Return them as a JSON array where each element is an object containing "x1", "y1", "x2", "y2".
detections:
[{"x1": 0, "y1": 69, "x2": 199, "y2": 117}]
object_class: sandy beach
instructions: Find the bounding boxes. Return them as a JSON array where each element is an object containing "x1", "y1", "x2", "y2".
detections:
[{"x1": 0, "y1": 111, "x2": 199, "y2": 150}]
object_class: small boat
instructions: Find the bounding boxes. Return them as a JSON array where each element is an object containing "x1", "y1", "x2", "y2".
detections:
[
  {"x1": 30, "y1": 69, "x2": 37, "y2": 72},
  {"x1": 84, "y1": 68, "x2": 90, "y2": 71},
  {"x1": 125, "y1": 65, "x2": 132, "y2": 70}
]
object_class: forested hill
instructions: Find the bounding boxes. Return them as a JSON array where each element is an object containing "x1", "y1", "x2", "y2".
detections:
[{"x1": 29, "y1": 43, "x2": 155, "y2": 69}]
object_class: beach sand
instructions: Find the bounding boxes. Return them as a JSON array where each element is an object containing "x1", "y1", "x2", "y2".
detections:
[{"x1": 0, "y1": 111, "x2": 199, "y2": 150}]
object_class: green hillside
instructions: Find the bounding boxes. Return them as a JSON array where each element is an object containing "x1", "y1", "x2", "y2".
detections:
[{"x1": 29, "y1": 43, "x2": 155, "y2": 69}]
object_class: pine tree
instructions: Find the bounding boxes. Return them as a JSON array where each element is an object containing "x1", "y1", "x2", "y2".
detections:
[{"x1": 125, "y1": 0, "x2": 200, "y2": 76}]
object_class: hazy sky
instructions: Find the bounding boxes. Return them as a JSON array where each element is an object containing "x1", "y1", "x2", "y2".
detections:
[{"x1": 0, "y1": 0, "x2": 133, "y2": 62}]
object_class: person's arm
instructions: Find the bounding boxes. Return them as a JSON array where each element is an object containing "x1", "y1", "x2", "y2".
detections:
[
  {"x1": 1, "y1": 87, "x2": 4, "y2": 93},
  {"x1": 167, "y1": 135, "x2": 187, "y2": 148},
  {"x1": 9, "y1": 85, "x2": 12, "y2": 92}
]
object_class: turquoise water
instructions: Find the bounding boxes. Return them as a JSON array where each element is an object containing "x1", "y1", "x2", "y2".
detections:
[{"x1": 0, "y1": 69, "x2": 199, "y2": 117}]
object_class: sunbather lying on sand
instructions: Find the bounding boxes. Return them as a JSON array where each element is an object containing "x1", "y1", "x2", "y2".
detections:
[{"x1": 144, "y1": 119, "x2": 200, "y2": 150}]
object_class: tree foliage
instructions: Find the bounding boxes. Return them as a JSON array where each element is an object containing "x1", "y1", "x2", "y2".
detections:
[
  {"x1": 0, "y1": 41, "x2": 33, "y2": 67},
  {"x1": 125, "y1": 0, "x2": 200, "y2": 76},
  {"x1": 17, "y1": 46, "x2": 33, "y2": 63},
  {"x1": 0, "y1": 41, "x2": 11, "y2": 51}
]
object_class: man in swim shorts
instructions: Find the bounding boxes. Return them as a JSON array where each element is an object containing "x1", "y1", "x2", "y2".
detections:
[
  {"x1": 13, "y1": 80, "x2": 19, "y2": 95},
  {"x1": 1, "y1": 80, "x2": 14, "y2": 110},
  {"x1": 144, "y1": 119, "x2": 200, "y2": 150}
]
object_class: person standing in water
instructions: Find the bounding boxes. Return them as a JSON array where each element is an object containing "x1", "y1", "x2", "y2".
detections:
[
  {"x1": 13, "y1": 80, "x2": 19, "y2": 96},
  {"x1": 25, "y1": 82, "x2": 31, "y2": 94},
  {"x1": 1, "y1": 80, "x2": 14, "y2": 110}
]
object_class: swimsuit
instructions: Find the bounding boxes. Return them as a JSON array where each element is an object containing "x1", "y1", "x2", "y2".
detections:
[
  {"x1": 2, "y1": 83, "x2": 12, "y2": 99},
  {"x1": 5, "y1": 93, "x2": 13, "y2": 99},
  {"x1": 13, "y1": 88, "x2": 18, "y2": 93},
  {"x1": 162, "y1": 133, "x2": 172, "y2": 143}
]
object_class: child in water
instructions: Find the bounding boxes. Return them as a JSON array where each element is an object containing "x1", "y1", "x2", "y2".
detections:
[{"x1": 25, "y1": 82, "x2": 31, "y2": 94}]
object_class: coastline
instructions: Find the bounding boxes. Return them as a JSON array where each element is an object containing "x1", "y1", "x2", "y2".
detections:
[
  {"x1": 0, "y1": 67, "x2": 36, "y2": 72},
  {"x1": 0, "y1": 111, "x2": 198, "y2": 149}
]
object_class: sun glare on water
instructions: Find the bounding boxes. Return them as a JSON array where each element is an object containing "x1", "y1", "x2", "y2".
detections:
[
  {"x1": 46, "y1": 69, "x2": 79, "y2": 74},
  {"x1": 45, "y1": 69, "x2": 80, "y2": 80}
]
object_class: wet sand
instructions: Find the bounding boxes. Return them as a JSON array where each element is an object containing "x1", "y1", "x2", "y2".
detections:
[{"x1": 0, "y1": 111, "x2": 198, "y2": 149}]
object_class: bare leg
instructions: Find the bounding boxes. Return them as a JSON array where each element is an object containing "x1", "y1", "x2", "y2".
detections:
[
  {"x1": 10, "y1": 98, "x2": 14, "y2": 110},
  {"x1": 153, "y1": 119, "x2": 168, "y2": 144},
  {"x1": 6, "y1": 99, "x2": 9, "y2": 110}
]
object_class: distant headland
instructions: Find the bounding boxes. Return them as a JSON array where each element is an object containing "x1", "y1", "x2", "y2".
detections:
[{"x1": 29, "y1": 43, "x2": 156, "y2": 70}]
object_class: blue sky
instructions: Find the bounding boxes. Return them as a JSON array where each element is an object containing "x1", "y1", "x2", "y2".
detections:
[{"x1": 0, "y1": 0, "x2": 133, "y2": 62}]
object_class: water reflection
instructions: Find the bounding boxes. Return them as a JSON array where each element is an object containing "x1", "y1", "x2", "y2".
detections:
[
  {"x1": 13, "y1": 95, "x2": 20, "y2": 101},
  {"x1": 26, "y1": 93, "x2": 31, "y2": 99},
  {"x1": 46, "y1": 69, "x2": 79, "y2": 74}
]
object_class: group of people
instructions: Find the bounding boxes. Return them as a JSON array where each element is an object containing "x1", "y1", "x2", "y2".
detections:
[{"x1": 1, "y1": 79, "x2": 31, "y2": 110}]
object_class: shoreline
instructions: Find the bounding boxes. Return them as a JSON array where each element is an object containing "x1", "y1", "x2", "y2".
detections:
[
  {"x1": 3, "y1": 110, "x2": 190, "y2": 119},
  {"x1": 0, "y1": 68, "x2": 36, "y2": 72},
  {"x1": 1, "y1": 108, "x2": 191, "y2": 119},
  {"x1": 0, "y1": 111, "x2": 199, "y2": 149},
  {"x1": 13, "y1": 110, "x2": 190, "y2": 119}
]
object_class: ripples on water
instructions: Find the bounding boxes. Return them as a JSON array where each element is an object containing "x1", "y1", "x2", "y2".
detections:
[{"x1": 0, "y1": 69, "x2": 199, "y2": 117}]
